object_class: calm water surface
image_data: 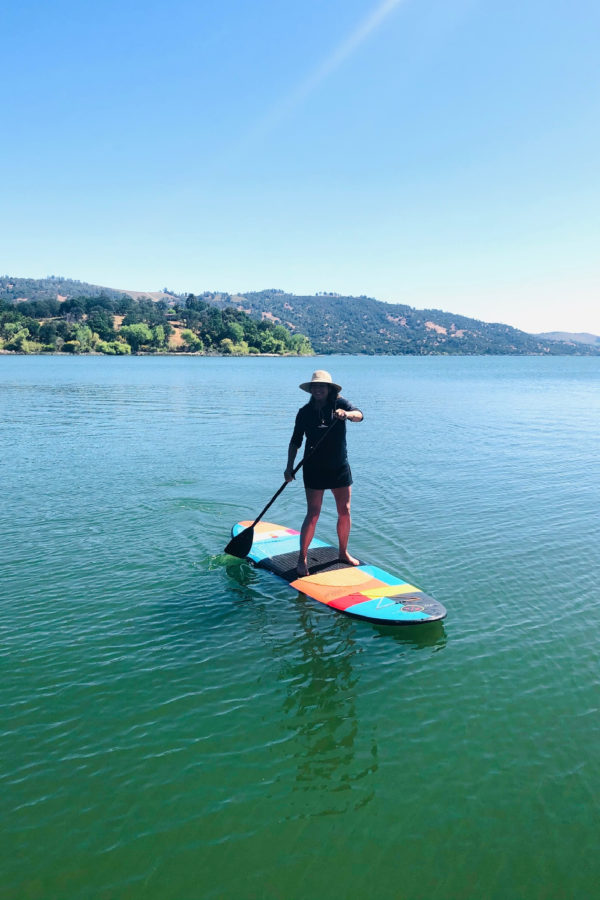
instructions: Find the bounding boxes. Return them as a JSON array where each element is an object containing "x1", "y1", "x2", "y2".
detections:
[{"x1": 1, "y1": 355, "x2": 599, "y2": 900}]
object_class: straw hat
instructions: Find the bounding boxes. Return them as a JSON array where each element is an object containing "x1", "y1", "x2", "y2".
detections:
[{"x1": 299, "y1": 370, "x2": 342, "y2": 393}]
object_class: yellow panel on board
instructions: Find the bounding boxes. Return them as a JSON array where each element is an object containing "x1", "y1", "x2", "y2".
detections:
[{"x1": 361, "y1": 583, "x2": 418, "y2": 598}]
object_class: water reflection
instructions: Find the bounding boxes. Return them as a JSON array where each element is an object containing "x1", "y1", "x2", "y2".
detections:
[
  {"x1": 279, "y1": 600, "x2": 377, "y2": 816},
  {"x1": 222, "y1": 556, "x2": 260, "y2": 595},
  {"x1": 222, "y1": 562, "x2": 375, "y2": 815},
  {"x1": 218, "y1": 562, "x2": 446, "y2": 817},
  {"x1": 370, "y1": 619, "x2": 447, "y2": 650}
]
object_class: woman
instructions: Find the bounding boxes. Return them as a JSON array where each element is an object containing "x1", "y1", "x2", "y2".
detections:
[{"x1": 284, "y1": 370, "x2": 363, "y2": 577}]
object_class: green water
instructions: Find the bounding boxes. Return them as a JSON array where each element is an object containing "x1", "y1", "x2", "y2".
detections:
[{"x1": 2, "y1": 355, "x2": 599, "y2": 900}]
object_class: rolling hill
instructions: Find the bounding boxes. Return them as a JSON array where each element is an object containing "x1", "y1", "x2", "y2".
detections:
[
  {"x1": 204, "y1": 289, "x2": 599, "y2": 356},
  {"x1": 2, "y1": 276, "x2": 598, "y2": 356}
]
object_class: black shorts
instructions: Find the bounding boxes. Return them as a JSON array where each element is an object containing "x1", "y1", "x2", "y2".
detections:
[{"x1": 303, "y1": 461, "x2": 353, "y2": 491}]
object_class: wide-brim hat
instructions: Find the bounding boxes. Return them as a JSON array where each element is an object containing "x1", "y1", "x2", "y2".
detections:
[{"x1": 300, "y1": 370, "x2": 342, "y2": 393}]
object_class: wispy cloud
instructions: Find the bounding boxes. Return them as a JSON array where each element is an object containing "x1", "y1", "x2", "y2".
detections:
[{"x1": 237, "y1": 0, "x2": 409, "y2": 150}]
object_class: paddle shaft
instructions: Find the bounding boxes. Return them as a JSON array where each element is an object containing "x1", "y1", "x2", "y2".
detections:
[{"x1": 249, "y1": 417, "x2": 338, "y2": 528}]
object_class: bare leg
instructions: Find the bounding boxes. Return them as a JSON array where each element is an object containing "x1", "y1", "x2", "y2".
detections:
[
  {"x1": 332, "y1": 485, "x2": 359, "y2": 566},
  {"x1": 297, "y1": 488, "x2": 324, "y2": 576}
]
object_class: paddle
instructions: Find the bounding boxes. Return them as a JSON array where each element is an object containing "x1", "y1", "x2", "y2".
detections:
[{"x1": 224, "y1": 417, "x2": 339, "y2": 559}]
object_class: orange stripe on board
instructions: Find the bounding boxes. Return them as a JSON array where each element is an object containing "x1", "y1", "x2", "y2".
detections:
[
  {"x1": 292, "y1": 567, "x2": 375, "y2": 588},
  {"x1": 290, "y1": 573, "x2": 389, "y2": 605}
]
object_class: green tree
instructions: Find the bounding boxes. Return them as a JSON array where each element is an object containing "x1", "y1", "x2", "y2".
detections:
[
  {"x1": 39, "y1": 321, "x2": 58, "y2": 345},
  {"x1": 271, "y1": 324, "x2": 291, "y2": 348},
  {"x1": 220, "y1": 337, "x2": 250, "y2": 355},
  {"x1": 96, "y1": 339, "x2": 132, "y2": 355},
  {"x1": 226, "y1": 321, "x2": 244, "y2": 343},
  {"x1": 87, "y1": 308, "x2": 115, "y2": 341},
  {"x1": 120, "y1": 323, "x2": 153, "y2": 352},
  {"x1": 289, "y1": 333, "x2": 312, "y2": 355},
  {"x1": 63, "y1": 299, "x2": 85, "y2": 322},
  {"x1": 152, "y1": 324, "x2": 166, "y2": 349},
  {"x1": 259, "y1": 332, "x2": 286, "y2": 354},
  {"x1": 22, "y1": 317, "x2": 41, "y2": 338},
  {"x1": 181, "y1": 329, "x2": 203, "y2": 352},
  {"x1": 4, "y1": 327, "x2": 30, "y2": 351},
  {"x1": 2, "y1": 322, "x2": 22, "y2": 340},
  {"x1": 55, "y1": 320, "x2": 72, "y2": 340},
  {"x1": 74, "y1": 324, "x2": 95, "y2": 351}
]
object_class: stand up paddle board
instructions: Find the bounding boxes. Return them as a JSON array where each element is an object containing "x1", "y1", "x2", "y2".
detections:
[{"x1": 230, "y1": 520, "x2": 446, "y2": 626}]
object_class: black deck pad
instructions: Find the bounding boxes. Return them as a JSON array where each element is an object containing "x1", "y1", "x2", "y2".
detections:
[{"x1": 255, "y1": 545, "x2": 364, "y2": 583}]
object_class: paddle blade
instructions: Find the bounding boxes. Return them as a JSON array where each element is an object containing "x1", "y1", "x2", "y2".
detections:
[{"x1": 224, "y1": 526, "x2": 254, "y2": 559}]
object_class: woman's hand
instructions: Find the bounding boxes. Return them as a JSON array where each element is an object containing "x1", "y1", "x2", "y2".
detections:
[
  {"x1": 284, "y1": 468, "x2": 295, "y2": 483},
  {"x1": 334, "y1": 408, "x2": 362, "y2": 422}
]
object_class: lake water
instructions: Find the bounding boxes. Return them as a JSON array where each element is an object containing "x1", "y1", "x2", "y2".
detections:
[{"x1": 2, "y1": 354, "x2": 599, "y2": 900}]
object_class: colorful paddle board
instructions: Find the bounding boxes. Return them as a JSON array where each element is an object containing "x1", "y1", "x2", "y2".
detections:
[{"x1": 230, "y1": 520, "x2": 446, "y2": 626}]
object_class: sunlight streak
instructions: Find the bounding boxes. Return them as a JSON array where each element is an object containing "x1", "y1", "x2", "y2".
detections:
[
  {"x1": 287, "y1": 0, "x2": 409, "y2": 109},
  {"x1": 237, "y1": 0, "x2": 409, "y2": 151}
]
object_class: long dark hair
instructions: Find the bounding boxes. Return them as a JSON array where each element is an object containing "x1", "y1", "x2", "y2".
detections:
[
  {"x1": 309, "y1": 385, "x2": 340, "y2": 423},
  {"x1": 328, "y1": 385, "x2": 340, "y2": 407}
]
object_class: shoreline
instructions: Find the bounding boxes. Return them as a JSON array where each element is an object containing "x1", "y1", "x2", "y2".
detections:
[
  {"x1": 2, "y1": 349, "x2": 599, "y2": 359},
  {"x1": 0, "y1": 349, "x2": 314, "y2": 358}
]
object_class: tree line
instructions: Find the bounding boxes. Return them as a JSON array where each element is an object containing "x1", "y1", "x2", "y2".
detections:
[{"x1": 0, "y1": 294, "x2": 313, "y2": 356}]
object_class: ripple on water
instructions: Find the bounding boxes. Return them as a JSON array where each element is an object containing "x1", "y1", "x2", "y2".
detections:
[{"x1": 2, "y1": 356, "x2": 600, "y2": 899}]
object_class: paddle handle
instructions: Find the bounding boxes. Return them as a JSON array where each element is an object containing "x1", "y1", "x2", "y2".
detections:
[{"x1": 250, "y1": 418, "x2": 338, "y2": 528}]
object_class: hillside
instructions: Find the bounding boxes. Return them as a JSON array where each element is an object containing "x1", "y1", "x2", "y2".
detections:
[
  {"x1": 2, "y1": 276, "x2": 598, "y2": 355},
  {"x1": 0, "y1": 275, "x2": 181, "y2": 306},
  {"x1": 206, "y1": 289, "x2": 599, "y2": 356}
]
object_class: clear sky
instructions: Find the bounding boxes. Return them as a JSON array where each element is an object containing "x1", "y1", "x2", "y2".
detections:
[{"x1": 2, "y1": 0, "x2": 599, "y2": 334}]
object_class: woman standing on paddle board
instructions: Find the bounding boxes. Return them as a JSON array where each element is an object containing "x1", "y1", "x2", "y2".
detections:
[{"x1": 284, "y1": 370, "x2": 363, "y2": 577}]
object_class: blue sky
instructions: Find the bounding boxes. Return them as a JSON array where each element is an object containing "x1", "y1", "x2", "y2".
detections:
[{"x1": 2, "y1": 0, "x2": 598, "y2": 333}]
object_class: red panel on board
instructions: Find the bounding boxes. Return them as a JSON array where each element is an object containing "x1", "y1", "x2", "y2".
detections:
[{"x1": 327, "y1": 593, "x2": 368, "y2": 611}]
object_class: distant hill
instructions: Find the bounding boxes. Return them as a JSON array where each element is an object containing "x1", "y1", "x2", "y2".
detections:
[
  {"x1": 535, "y1": 331, "x2": 600, "y2": 347},
  {"x1": 2, "y1": 275, "x2": 598, "y2": 356},
  {"x1": 117, "y1": 288, "x2": 182, "y2": 303},
  {"x1": 0, "y1": 275, "x2": 181, "y2": 306}
]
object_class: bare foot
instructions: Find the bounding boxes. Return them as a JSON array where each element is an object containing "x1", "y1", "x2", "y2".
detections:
[
  {"x1": 339, "y1": 552, "x2": 360, "y2": 566},
  {"x1": 296, "y1": 558, "x2": 310, "y2": 578}
]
